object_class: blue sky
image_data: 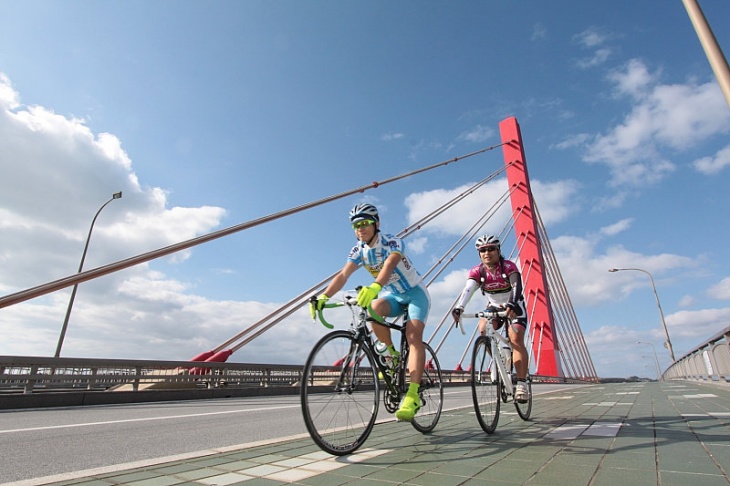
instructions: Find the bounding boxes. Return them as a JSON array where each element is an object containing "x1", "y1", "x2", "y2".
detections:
[{"x1": 1, "y1": 1, "x2": 729, "y2": 378}]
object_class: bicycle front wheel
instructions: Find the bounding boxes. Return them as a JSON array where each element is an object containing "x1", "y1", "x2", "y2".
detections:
[
  {"x1": 300, "y1": 331, "x2": 379, "y2": 455},
  {"x1": 471, "y1": 336, "x2": 500, "y2": 434},
  {"x1": 514, "y1": 376, "x2": 533, "y2": 420},
  {"x1": 410, "y1": 342, "x2": 443, "y2": 433}
]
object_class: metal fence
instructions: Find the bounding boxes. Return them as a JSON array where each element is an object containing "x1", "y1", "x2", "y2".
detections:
[
  {"x1": 664, "y1": 326, "x2": 730, "y2": 382},
  {"x1": 0, "y1": 356, "x2": 315, "y2": 394},
  {"x1": 0, "y1": 354, "x2": 587, "y2": 400},
  {"x1": 0, "y1": 355, "x2": 478, "y2": 396}
]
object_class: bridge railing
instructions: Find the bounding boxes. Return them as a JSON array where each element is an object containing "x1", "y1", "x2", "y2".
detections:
[
  {"x1": 663, "y1": 326, "x2": 730, "y2": 382},
  {"x1": 0, "y1": 355, "x2": 587, "y2": 398}
]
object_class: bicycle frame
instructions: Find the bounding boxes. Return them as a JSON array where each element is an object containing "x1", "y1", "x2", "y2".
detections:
[
  {"x1": 465, "y1": 308, "x2": 515, "y2": 398},
  {"x1": 485, "y1": 320, "x2": 515, "y2": 398},
  {"x1": 316, "y1": 295, "x2": 407, "y2": 396},
  {"x1": 463, "y1": 306, "x2": 533, "y2": 434},
  {"x1": 302, "y1": 290, "x2": 444, "y2": 455}
]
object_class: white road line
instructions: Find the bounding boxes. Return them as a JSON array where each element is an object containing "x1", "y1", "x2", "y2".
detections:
[
  {"x1": 544, "y1": 424, "x2": 590, "y2": 440},
  {"x1": 583, "y1": 422, "x2": 622, "y2": 437},
  {"x1": 545, "y1": 421, "x2": 623, "y2": 440},
  {"x1": 0, "y1": 404, "x2": 301, "y2": 434}
]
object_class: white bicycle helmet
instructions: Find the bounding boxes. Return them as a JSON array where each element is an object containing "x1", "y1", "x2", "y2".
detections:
[
  {"x1": 349, "y1": 203, "x2": 380, "y2": 224},
  {"x1": 475, "y1": 235, "x2": 500, "y2": 249}
]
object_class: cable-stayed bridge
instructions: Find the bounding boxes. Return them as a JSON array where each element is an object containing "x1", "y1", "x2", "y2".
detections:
[{"x1": 1, "y1": 117, "x2": 729, "y2": 400}]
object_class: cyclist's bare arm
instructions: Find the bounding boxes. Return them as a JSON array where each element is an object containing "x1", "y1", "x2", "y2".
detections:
[
  {"x1": 373, "y1": 252, "x2": 402, "y2": 287},
  {"x1": 324, "y1": 261, "x2": 359, "y2": 297}
]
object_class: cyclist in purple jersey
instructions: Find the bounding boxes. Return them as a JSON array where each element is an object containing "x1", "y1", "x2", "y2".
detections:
[
  {"x1": 451, "y1": 235, "x2": 530, "y2": 403},
  {"x1": 310, "y1": 203, "x2": 431, "y2": 422}
]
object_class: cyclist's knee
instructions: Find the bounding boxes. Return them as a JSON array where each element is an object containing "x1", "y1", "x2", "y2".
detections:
[{"x1": 370, "y1": 299, "x2": 391, "y2": 318}]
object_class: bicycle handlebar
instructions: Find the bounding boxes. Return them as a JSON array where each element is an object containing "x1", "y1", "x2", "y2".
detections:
[
  {"x1": 314, "y1": 301, "x2": 344, "y2": 329},
  {"x1": 453, "y1": 306, "x2": 508, "y2": 335},
  {"x1": 474, "y1": 308, "x2": 509, "y2": 319},
  {"x1": 459, "y1": 306, "x2": 509, "y2": 320},
  {"x1": 310, "y1": 290, "x2": 379, "y2": 330}
]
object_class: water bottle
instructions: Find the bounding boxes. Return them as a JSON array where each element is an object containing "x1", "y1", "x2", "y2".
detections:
[
  {"x1": 374, "y1": 341, "x2": 390, "y2": 356},
  {"x1": 374, "y1": 341, "x2": 394, "y2": 369}
]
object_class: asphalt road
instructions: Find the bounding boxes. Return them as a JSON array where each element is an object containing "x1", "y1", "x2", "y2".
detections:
[{"x1": 0, "y1": 384, "x2": 571, "y2": 483}]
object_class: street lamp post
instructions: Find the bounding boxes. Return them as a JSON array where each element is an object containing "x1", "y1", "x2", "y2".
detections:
[
  {"x1": 637, "y1": 340, "x2": 662, "y2": 380},
  {"x1": 609, "y1": 267, "x2": 676, "y2": 362},
  {"x1": 55, "y1": 192, "x2": 122, "y2": 358}
]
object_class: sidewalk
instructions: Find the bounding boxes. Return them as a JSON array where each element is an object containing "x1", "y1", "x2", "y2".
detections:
[{"x1": 19, "y1": 381, "x2": 730, "y2": 485}]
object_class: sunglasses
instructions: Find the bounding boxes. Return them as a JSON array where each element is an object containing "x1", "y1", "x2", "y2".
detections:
[
  {"x1": 352, "y1": 220, "x2": 375, "y2": 230},
  {"x1": 478, "y1": 246, "x2": 499, "y2": 253}
]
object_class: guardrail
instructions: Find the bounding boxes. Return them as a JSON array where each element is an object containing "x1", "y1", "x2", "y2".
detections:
[
  {"x1": 664, "y1": 326, "x2": 730, "y2": 382},
  {"x1": 1, "y1": 355, "x2": 308, "y2": 394},
  {"x1": 0, "y1": 355, "x2": 589, "y2": 409}
]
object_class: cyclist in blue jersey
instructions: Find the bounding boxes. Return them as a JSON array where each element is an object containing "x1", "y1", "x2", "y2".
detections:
[
  {"x1": 451, "y1": 235, "x2": 530, "y2": 403},
  {"x1": 310, "y1": 203, "x2": 431, "y2": 422}
]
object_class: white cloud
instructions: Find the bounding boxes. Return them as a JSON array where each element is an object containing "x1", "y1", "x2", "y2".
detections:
[
  {"x1": 693, "y1": 144, "x2": 730, "y2": 174},
  {"x1": 665, "y1": 308, "x2": 730, "y2": 341},
  {"x1": 678, "y1": 295, "x2": 696, "y2": 307},
  {"x1": 0, "y1": 73, "x2": 20, "y2": 109},
  {"x1": 594, "y1": 190, "x2": 629, "y2": 211},
  {"x1": 553, "y1": 133, "x2": 591, "y2": 150},
  {"x1": 576, "y1": 48, "x2": 612, "y2": 69},
  {"x1": 404, "y1": 178, "x2": 580, "y2": 238},
  {"x1": 574, "y1": 27, "x2": 609, "y2": 49},
  {"x1": 584, "y1": 325, "x2": 662, "y2": 378},
  {"x1": 531, "y1": 23, "x2": 547, "y2": 42},
  {"x1": 550, "y1": 236, "x2": 694, "y2": 306},
  {"x1": 405, "y1": 236, "x2": 427, "y2": 255},
  {"x1": 600, "y1": 218, "x2": 633, "y2": 236},
  {"x1": 457, "y1": 125, "x2": 495, "y2": 144},
  {"x1": 573, "y1": 28, "x2": 614, "y2": 69},
  {"x1": 583, "y1": 59, "x2": 730, "y2": 188},
  {"x1": 707, "y1": 277, "x2": 730, "y2": 300},
  {"x1": 531, "y1": 179, "x2": 582, "y2": 224},
  {"x1": 0, "y1": 72, "x2": 231, "y2": 359},
  {"x1": 381, "y1": 132, "x2": 404, "y2": 141},
  {"x1": 608, "y1": 58, "x2": 656, "y2": 97}
]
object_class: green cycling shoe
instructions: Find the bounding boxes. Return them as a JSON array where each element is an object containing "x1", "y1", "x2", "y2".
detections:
[{"x1": 395, "y1": 393, "x2": 421, "y2": 421}]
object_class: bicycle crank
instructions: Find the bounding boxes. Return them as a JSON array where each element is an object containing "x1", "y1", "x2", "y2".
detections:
[{"x1": 384, "y1": 387, "x2": 399, "y2": 413}]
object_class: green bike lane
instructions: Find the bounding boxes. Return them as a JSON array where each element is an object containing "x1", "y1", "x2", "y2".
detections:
[{"x1": 14, "y1": 381, "x2": 730, "y2": 486}]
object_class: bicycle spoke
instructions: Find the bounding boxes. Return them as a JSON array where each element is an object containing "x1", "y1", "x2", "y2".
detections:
[
  {"x1": 301, "y1": 332, "x2": 378, "y2": 455},
  {"x1": 471, "y1": 336, "x2": 500, "y2": 434},
  {"x1": 411, "y1": 343, "x2": 443, "y2": 433}
]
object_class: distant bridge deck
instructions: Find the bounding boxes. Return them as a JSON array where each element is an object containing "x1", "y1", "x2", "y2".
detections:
[
  {"x1": 11, "y1": 381, "x2": 730, "y2": 486},
  {"x1": 0, "y1": 355, "x2": 589, "y2": 410}
]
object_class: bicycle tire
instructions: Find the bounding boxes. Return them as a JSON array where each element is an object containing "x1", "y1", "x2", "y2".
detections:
[
  {"x1": 410, "y1": 342, "x2": 443, "y2": 433},
  {"x1": 300, "y1": 331, "x2": 379, "y2": 455},
  {"x1": 471, "y1": 336, "x2": 500, "y2": 434},
  {"x1": 514, "y1": 376, "x2": 533, "y2": 420}
]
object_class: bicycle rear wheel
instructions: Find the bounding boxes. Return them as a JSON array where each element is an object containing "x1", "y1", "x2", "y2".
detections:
[
  {"x1": 410, "y1": 343, "x2": 443, "y2": 433},
  {"x1": 514, "y1": 376, "x2": 533, "y2": 420},
  {"x1": 471, "y1": 336, "x2": 500, "y2": 434},
  {"x1": 300, "y1": 331, "x2": 379, "y2": 455}
]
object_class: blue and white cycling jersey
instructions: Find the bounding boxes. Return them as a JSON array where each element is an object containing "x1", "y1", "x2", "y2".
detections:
[{"x1": 347, "y1": 233, "x2": 422, "y2": 294}]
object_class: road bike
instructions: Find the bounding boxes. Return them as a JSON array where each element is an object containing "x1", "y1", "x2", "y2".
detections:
[
  {"x1": 301, "y1": 291, "x2": 443, "y2": 455},
  {"x1": 459, "y1": 305, "x2": 532, "y2": 434}
]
